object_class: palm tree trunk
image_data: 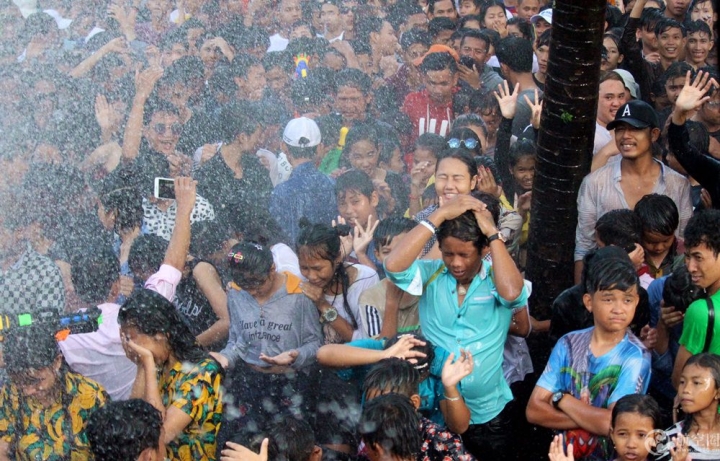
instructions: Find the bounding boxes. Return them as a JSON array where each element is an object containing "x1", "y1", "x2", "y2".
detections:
[{"x1": 525, "y1": 0, "x2": 607, "y2": 320}]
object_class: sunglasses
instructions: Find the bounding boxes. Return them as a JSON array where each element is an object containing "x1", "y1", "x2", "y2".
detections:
[
  {"x1": 153, "y1": 123, "x2": 183, "y2": 136},
  {"x1": 447, "y1": 138, "x2": 479, "y2": 150}
]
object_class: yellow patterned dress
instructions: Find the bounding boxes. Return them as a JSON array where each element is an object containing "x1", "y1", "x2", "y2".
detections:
[
  {"x1": 0, "y1": 371, "x2": 108, "y2": 461},
  {"x1": 161, "y1": 357, "x2": 223, "y2": 461}
]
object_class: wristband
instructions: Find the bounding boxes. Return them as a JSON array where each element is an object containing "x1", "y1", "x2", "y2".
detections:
[
  {"x1": 444, "y1": 394, "x2": 463, "y2": 402},
  {"x1": 419, "y1": 219, "x2": 437, "y2": 234}
]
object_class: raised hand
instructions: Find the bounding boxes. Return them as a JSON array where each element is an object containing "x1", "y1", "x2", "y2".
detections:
[
  {"x1": 174, "y1": 177, "x2": 197, "y2": 216},
  {"x1": 134, "y1": 66, "x2": 164, "y2": 99},
  {"x1": 524, "y1": 88, "x2": 543, "y2": 129},
  {"x1": 95, "y1": 94, "x2": 114, "y2": 132},
  {"x1": 476, "y1": 166, "x2": 502, "y2": 198},
  {"x1": 410, "y1": 161, "x2": 433, "y2": 189},
  {"x1": 333, "y1": 216, "x2": 355, "y2": 259},
  {"x1": 441, "y1": 349, "x2": 474, "y2": 388},
  {"x1": 383, "y1": 334, "x2": 427, "y2": 361},
  {"x1": 353, "y1": 215, "x2": 380, "y2": 255},
  {"x1": 675, "y1": 70, "x2": 717, "y2": 115},
  {"x1": 548, "y1": 435, "x2": 574, "y2": 461},
  {"x1": 494, "y1": 80, "x2": 521, "y2": 120}
]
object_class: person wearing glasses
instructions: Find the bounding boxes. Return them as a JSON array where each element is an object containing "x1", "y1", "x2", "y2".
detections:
[{"x1": 212, "y1": 240, "x2": 322, "y2": 448}]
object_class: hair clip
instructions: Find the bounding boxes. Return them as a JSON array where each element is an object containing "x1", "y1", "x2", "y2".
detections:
[
  {"x1": 228, "y1": 251, "x2": 244, "y2": 263},
  {"x1": 414, "y1": 362, "x2": 429, "y2": 370}
]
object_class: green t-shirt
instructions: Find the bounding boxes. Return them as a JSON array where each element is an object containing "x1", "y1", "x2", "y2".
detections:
[
  {"x1": 679, "y1": 290, "x2": 720, "y2": 354},
  {"x1": 318, "y1": 147, "x2": 342, "y2": 175}
]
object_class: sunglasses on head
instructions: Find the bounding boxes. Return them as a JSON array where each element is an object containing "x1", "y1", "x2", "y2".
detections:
[
  {"x1": 447, "y1": 138, "x2": 479, "y2": 150},
  {"x1": 153, "y1": 123, "x2": 183, "y2": 135}
]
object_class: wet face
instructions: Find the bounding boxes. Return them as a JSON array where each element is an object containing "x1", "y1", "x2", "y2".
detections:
[
  {"x1": 433, "y1": 29, "x2": 454, "y2": 46},
  {"x1": 374, "y1": 231, "x2": 408, "y2": 264},
  {"x1": 158, "y1": 82, "x2": 191, "y2": 111},
  {"x1": 298, "y1": 249, "x2": 337, "y2": 289},
  {"x1": 657, "y1": 26, "x2": 686, "y2": 61},
  {"x1": 597, "y1": 79, "x2": 627, "y2": 126},
  {"x1": 460, "y1": 36, "x2": 490, "y2": 67},
  {"x1": 678, "y1": 363, "x2": 720, "y2": 414},
  {"x1": 535, "y1": 44, "x2": 549, "y2": 75},
  {"x1": 434, "y1": 157, "x2": 477, "y2": 201},
  {"x1": 642, "y1": 231, "x2": 675, "y2": 260},
  {"x1": 510, "y1": 155, "x2": 536, "y2": 192},
  {"x1": 161, "y1": 43, "x2": 187, "y2": 68},
  {"x1": 610, "y1": 412, "x2": 654, "y2": 461},
  {"x1": 341, "y1": 1, "x2": 357, "y2": 31},
  {"x1": 120, "y1": 325, "x2": 171, "y2": 367},
  {"x1": 371, "y1": 21, "x2": 399, "y2": 56},
  {"x1": 614, "y1": 124, "x2": 659, "y2": 160},
  {"x1": 439, "y1": 236, "x2": 483, "y2": 286},
  {"x1": 686, "y1": 31, "x2": 712, "y2": 66},
  {"x1": 404, "y1": 43, "x2": 429, "y2": 69},
  {"x1": 404, "y1": 13, "x2": 428, "y2": 32},
  {"x1": 337, "y1": 189, "x2": 378, "y2": 228},
  {"x1": 290, "y1": 24, "x2": 314, "y2": 40},
  {"x1": 665, "y1": 76, "x2": 685, "y2": 105},
  {"x1": 383, "y1": 147, "x2": 405, "y2": 174},
  {"x1": 602, "y1": 37, "x2": 623, "y2": 71},
  {"x1": 335, "y1": 85, "x2": 370, "y2": 123},
  {"x1": 413, "y1": 147, "x2": 437, "y2": 172},
  {"x1": 278, "y1": 0, "x2": 303, "y2": 27},
  {"x1": 483, "y1": 5, "x2": 507, "y2": 31},
  {"x1": 424, "y1": 68, "x2": 457, "y2": 105},
  {"x1": 666, "y1": 0, "x2": 692, "y2": 18},
  {"x1": 431, "y1": 0, "x2": 458, "y2": 20},
  {"x1": 9, "y1": 358, "x2": 62, "y2": 407},
  {"x1": 265, "y1": 66, "x2": 290, "y2": 95},
  {"x1": 321, "y1": 4, "x2": 342, "y2": 32},
  {"x1": 347, "y1": 139, "x2": 380, "y2": 177},
  {"x1": 517, "y1": 0, "x2": 540, "y2": 20},
  {"x1": 685, "y1": 242, "x2": 720, "y2": 292},
  {"x1": 700, "y1": 93, "x2": 720, "y2": 126},
  {"x1": 146, "y1": 0, "x2": 171, "y2": 20},
  {"x1": 199, "y1": 39, "x2": 223, "y2": 69},
  {"x1": 458, "y1": 0, "x2": 480, "y2": 17},
  {"x1": 144, "y1": 111, "x2": 182, "y2": 156},
  {"x1": 691, "y1": 0, "x2": 717, "y2": 26},
  {"x1": 583, "y1": 285, "x2": 639, "y2": 334},
  {"x1": 241, "y1": 271, "x2": 276, "y2": 299},
  {"x1": 235, "y1": 65, "x2": 267, "y2": 101}
]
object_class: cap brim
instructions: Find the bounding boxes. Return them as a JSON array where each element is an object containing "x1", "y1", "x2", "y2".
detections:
[{"x1": 606, "y1": 118, "x2": 651, "y2": 131}]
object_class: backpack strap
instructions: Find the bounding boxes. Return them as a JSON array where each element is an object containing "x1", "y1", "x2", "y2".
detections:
[
  {"x1": 704, "y1": 297, "x2": 715, "y2": 353},
  {"x1": 423, "y1": 264, "x2": 446, "y2": 291}
]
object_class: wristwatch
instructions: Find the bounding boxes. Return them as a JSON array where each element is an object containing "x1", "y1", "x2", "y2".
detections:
[
  {"x1": 487, "y1": 231, "x2": 507, "y2": 244},
  {"x1": 552, "y1": 391, "x2": 566, "y2": 409},
  {"x1": 321, "y1": 307, "x2": 338, "y2": 324}
]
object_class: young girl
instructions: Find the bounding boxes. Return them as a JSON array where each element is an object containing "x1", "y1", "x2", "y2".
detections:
[
  {"x1": 548, "y1": 394, "x2": 663, "y2": 461},
  {"x1": 665, "y1": 353, "x2": 720, "y2": 460},
  {"x1": 342, "y1": 124, "x2": 409, "y2": 217}
]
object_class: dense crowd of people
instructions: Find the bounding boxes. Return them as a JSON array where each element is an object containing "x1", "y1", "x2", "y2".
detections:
[{"x1": 1, "y1": 0, "x2": 720, "y2": 459}]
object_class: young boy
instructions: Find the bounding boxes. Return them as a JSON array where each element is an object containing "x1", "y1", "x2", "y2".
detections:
[
  {"x1": 684, "y1": 19, "x2": 713, "y2": 69},
  {"x1": 335, "y1": 169, "x2": 382, "y2": 271},
  {"x1": 408, "y1": 133, "x2": 445, "y2": 217},
  {"x1": 527, "y1": 256, "x2": 652, "y2": 461},
  {"x1": 359, "y1": 394, "x2": 422, "y2": 461},
  {"x1": 359, "y1": 217, "x2": 419, "y2": 337},
  {"x1": 635, "y1": 193, "x2": 684, "y2": 278}
]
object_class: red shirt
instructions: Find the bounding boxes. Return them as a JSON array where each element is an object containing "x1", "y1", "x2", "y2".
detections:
[{"x1": 401, "y1": 89, "x2": 455, "y2": 144}]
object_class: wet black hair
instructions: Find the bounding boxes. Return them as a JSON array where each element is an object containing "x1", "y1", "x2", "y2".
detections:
[
  {"x1": 264, "y1": 417, "x2": 316, "y2": 461},
  {"x1": 373, "y1": 217, "x2": 416, "y2": 249},
  {"x1": 159, "y1": 56, "x2": 204, "y2": 87},
  {"x1": 142, "y1": 97, "x2": 181, "y2": 127},
  {"x1": 4, "y1": 324, "x2": 59, "y2": 373},
  {"x1": 415, "y1": 133, "x2": 447, "y2": 157},
  {"x1": 119, "y1": 288, "x2": 208, "y2": 363},
  {"x1": 87, "y1": 399, "x2": 163, "y2": 461},
  {"x1": 536, "y1": 28, "x2": 552, "y2": 48},
  {"x1": 655, "y1": 18, "x2": 686, "y2": 37},
  {"x1": 220, "y1": 100, "x2": 261, "y2": 143},
  {"x1": 315, "y1": 114, "x2": 343, "y2": 147},
  {"x1": 336, "y1": 169, "x2": 376, "y2": 201},
  {"x1": 262, "y1": 50, "x2": 294, "y2": 74},
  {"x1": 446, "y1": 127, "x2": 482, "y2": 156},
  {"x1": 663, "y1": 265, "x2": 704, "y2": 314},
  {"x1": 508, "y1": 17, "x2": 534, "y2": 41},
  {"x1": 595, "y1": 209, "x2": 643, "y2": 254},
  {"x1": 469, "y1": 88, "x2": 501, "y2": 114},
  {"x1": 460, "y1": 28, "x2": 491, "y2": 51},
  {"x1": 229, "y1": 53, "x2": 263, "y2": 80},
  {"x1": 474, "y1": 156, "x2": 502, "y2": 186},
  {"x1": 436, "y1": 147, "x2": 479, "y2": 178},
  {"x1": 684, "y1": 209, "x2": 720, "y2": 256},
  {"x1": 400, "y1": 28, "x2": 432, "y2": 50},
  {"x1": 640, "y1": 7, "x2": 665, "y2": 32},
  {"x1": 480, "y1": 0, "x2": 507, "y2": 26},
  {"x1": 458, "y1": 14, "x2": 483, "y2": 29},
  {"x1": 355, "y1": 17, "x2": 387, "y2": 46},
  {"x1": 190, "y1": 221, "x2": 229, "y2": 260},
  {"x1": 358, "y1": 394, "x2": 421, "y2": 459},
  {"x1": 96, "y1": 170, "x2": 144, "y2": 233},
  {"x1": 342, "y1": 124, "x2": 380, "y2": 167},
  {"x1": 296, "y1": 222, "x2": 359, "y2": 329},
  {"x1": 611, "y1": 394, "x2": 663, "y2": 429},
  {"x1": 227, "y1": 241, "x2": 274, "y2": 289},
  {"x1": 687, "y1": 19, "x2": 713, "y2": 39},
  {"x1": 509, "y1": 139, "x2": 537, "y2": 167},
  {"x1": 21, "y1": 11, "x2": 56, "y2": 42},
  {"x1": 159, "y1": 27, "x2": 190, "y2": 52},
  {"x1": 334, "y1": 68, "x2": 372, "y2": 94},
  {"x1": 584, "y1": 255, "x2": 639, "y2": 295},
  {"x1": 71, "y1": 244, "x2": 119, "y2": 305},
  {"x1": 128, "y1": 234, "x2": 168, "y2": 280},
  {"x1": 438, "y1": 210, "x2": 487, "y2": 252},
  {"x1": 635, "y1": 194, "x2": 679, "y2": 237},
  {"x1": 495, "y1": 36, "x2": 533, "y2": 73},
  {"x1": 363, "y1": 358, "x2": 421, "y2": 399},
  {"x1": 419, "y1": 51, "x2": 458, "y2": 74},
  {"x1": 580, "y1": 246, "x2": 631, "y2": 287},
  {"x1": 605, "y1": 5, "x2": 624, "y2": 30},
  {"x1": 427, "y1": 0, "x2": 458, "y2": 14},
  {"x1": 388, "y1": 1, "x2": 425, "y2": 31},
  {"x1": 383, "y1": 332, "x2": 435, "y2": 378},
  {"x1": 663, "y1": 61, "x2": 695, "y2": 83},
  {"x1": 378, "y1": 134, "x2": 401, "y2": 166}
]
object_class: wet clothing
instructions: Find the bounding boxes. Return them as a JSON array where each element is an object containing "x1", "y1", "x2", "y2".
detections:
[
  {"x1": 0, "y1": 245, "x2": 65, "y2": 316},
  {"x1": 175, "y1": 260, "x2": 223, "y2": 351},
  {"x1": 668, "y1": 121, "x2": 720, "y2": 210},
  {"x1": 0, "y1": 371, "x2": 109, "y2": 461}
]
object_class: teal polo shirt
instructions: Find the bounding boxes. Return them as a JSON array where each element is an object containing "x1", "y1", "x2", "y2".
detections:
[{"x1": 385, "y1": 259, "x2": 528, "y2": 424}]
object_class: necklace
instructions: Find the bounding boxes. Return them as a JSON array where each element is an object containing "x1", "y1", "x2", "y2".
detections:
[{"x1": 458, "y1": 285, "x2": 468, "y2": 296}]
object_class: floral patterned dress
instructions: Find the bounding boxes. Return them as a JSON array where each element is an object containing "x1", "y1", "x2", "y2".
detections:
[
  {"x1": 0, "y1": 371, "x2": 108, "y2": 461},
  {"x1": 160, "y1": 357, "x2": 223, "y2": 461}
]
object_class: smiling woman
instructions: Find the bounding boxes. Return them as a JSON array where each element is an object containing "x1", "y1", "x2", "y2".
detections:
[{"x1": 0, "y1": 325, "x2": 109, "y2": 461}]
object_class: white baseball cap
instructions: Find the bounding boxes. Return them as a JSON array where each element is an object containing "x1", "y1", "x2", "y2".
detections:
[
  {"x1": 283, "y1": 117, "x2": 321, "y2": 148},
  {"x1": 531, "y1": 9, "x2": 552, "y2": 25}
]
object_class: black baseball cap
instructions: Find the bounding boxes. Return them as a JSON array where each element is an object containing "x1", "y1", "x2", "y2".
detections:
[{"x1": 607, "y1": 100, "x2": 660, "y2": 130}]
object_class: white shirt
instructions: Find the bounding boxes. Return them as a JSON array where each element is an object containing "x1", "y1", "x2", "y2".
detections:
[{"x1": 268, "y1": 33, "x2": 289, "y2": 52}]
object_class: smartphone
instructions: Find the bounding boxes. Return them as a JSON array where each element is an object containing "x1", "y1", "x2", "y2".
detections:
[
  {"x1": 459, "y1": 55, "x2": 476, "y2": 69},
  {"x1": 154, "y1": 177, "x2": 175, "y2": 200}
]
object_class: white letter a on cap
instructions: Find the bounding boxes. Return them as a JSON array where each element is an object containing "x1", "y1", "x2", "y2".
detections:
[{"x1": 622, "y1": 105, "x2": 631, "y2": 117}]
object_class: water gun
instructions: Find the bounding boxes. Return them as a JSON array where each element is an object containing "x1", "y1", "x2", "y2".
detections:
[{"x1": 0, "y1": 307, "x2": 103, "y2": 342}]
